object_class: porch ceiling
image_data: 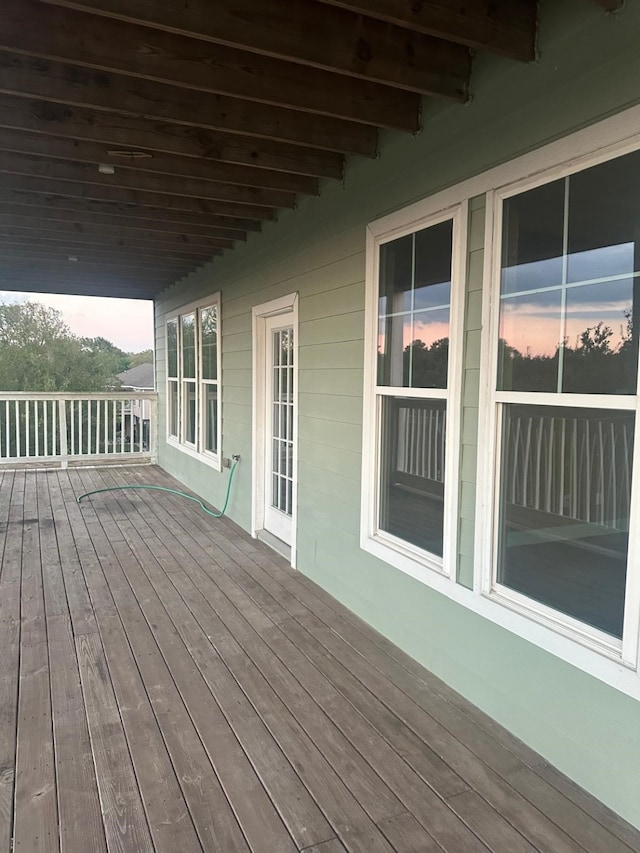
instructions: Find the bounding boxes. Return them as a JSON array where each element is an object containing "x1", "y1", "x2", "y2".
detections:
[{"x1": 0, "y1": 0, "x2": 612, "y2": 300}]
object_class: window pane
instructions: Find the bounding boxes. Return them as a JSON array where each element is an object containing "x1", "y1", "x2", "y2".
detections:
[
  {"x1": 182, "y1": 314, "x2": 196, "y2": 379},
  {"x1": 167, "y1": 319, "x2": 178, "y2": 378},
  {"x1": 498, "y1": 289, "x2": 562, "y2": 392},
  {"x1": 203, "y1": 384, "x2": 217, "y2": 453},
  {"x1": 200, "y1": 306, "x2": 218, "y2": 381},
  {"x1": 500, "y1": 156, "x2": 640, "y2": 395},
  {"x1": 497, "y1": 404, "x2": 633, "y2": 638},
  {"x1": 567, "y1": 148, "x2": 640, "y2": 283},
  {"x1": 562, "y1": 279, "x2": 636, "y2": 394},
  {"x1": 378, "y1": 221, "x2": 452, "y2": 389},
  {"x1": 184, "y1": 381, "x2": 196, "y2": 444},
  {"x1": 379, "y1": 397, "x2": 446, "y2": 556},
  {"x1": 501, "y1": 181, "x2": 564, "y2": 295},
  {"x1": 168, "y1": 380, "x2": 178, "y2": 438}
]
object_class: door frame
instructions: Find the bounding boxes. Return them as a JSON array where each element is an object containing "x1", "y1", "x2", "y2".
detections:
[{"x1": 251, "y1": 292, "x2": 299, "y2": 567}]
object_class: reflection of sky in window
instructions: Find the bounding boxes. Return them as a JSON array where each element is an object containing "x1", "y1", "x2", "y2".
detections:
[
  {"x1": 499, "y1": 280, "x2": 632, "y2": 356},
  {"x1": 567, "y1": 242, "x2": 635, "y2": 282},
  {"x1": 502, "y1": 243, "x2": 636, "y2": 297},
  {"x1": 501, "y1": 257, "x2": 561, "y2": 295}
]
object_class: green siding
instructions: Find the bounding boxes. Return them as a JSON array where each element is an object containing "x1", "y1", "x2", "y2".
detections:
[{"x1": 154, "y1": 0, "x2": 640, "y2": 829}]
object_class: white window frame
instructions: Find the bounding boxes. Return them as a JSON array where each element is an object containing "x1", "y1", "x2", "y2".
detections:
[
  {"x1": 361, "y1": 201, "x2": 467, "y2": 584},
  {"x1": 166, "y1": 317, "x2": 179, "y2": 441},
  {"x1": 478, "y1": 145, "x2": 640, "y2": 668},
  {"x1": 165, "y1": 293, "x2": 222, "y2": 470},
  {"x1": 356, "y1": 103, "x2": 640, "y2": 701}
]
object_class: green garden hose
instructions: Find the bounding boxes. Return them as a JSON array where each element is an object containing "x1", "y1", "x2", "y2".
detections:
[{"x1": 76, "y1": 457, "x2": 239, "y2": 519}]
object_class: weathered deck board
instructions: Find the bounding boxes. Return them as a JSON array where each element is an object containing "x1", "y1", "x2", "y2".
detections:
[{"x1": 1, "y1": 465, "x2": 640, "y2": 853}]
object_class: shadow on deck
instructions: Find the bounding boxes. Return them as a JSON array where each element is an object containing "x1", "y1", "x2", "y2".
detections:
[{"x1": 1, "y1": 465, "x2": 638, "y2": 853}]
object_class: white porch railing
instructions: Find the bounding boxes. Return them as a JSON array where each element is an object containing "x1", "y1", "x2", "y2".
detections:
[{"x1": 0, "y1": 392, "x2": 157, "y2": 467}]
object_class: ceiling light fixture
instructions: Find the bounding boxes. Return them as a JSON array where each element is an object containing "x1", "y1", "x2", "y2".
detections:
[
  {"x1": 98, "y1": 163, "x2": 115, "y2": 175},
  {"x1": 68, "y1": 255, "x2": 78, "y2": 262}
]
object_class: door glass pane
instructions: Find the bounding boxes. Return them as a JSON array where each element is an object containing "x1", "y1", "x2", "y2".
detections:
[
  {"x1": 270, "y1": 327, "x2": 294, "y2": 516},
  {"x1": 379, "y1": 396, "x2": 446, "y2": 556},
  {"x1": 497, "y1": 404, "x2": 633, "y2": 638},
  {"x1": 378, "y1": 220, "x2": 452, "y2": 389}
]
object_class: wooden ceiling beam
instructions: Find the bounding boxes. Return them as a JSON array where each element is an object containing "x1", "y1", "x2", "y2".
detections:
[
  {"x1": 3, "y1": 263, "x2": 173, "y2": 283},
  {"x1": 0, "y1": 94, "x2": 345, "y2": 179},
  {"x1": 0, "y1": 127, "x2": 319, "y2": 195},
  {"x1": 0, "y1": 151, "x2": 297, "y2": 209},
  {"x1": 0, "y1": 278, "x2": 160, "y2": 299},
  {"x1": 0, "y1": 171, "x2": 276, "y2": 219},
  {"x1": 2, "y1": 256, "x2": 193, "y2": 277},
  {"x1": 0, "y1": 173, "x2": 277, "y2": 221},
  {"x1": 591, "y1": 0, "x2": 624, "y2": 8},
  {"x1": 0, "y1": 190, "x2": 262, "y2": 232},
  {"x1": 1, "y1": 0, "x2": 420, "y2": 131},
  {"x1": 314, "y1": 1, "x2": 537, "y2": 61},
  {"x1": 0, "y1": 50, "x2": 378, "y2": 156},
  {"x1": 39, "y1": 0, "x2": 471, "y2": 97},
  {"x1": 1, "y1": 235, "x2": 216, "y2": 262},
  {"x1": 1, "y1": 244, "x2": 209, "y2": 269},
  {"x1": 0, "y1": 216, "x2": 235, "y2": 249},
  {"x1": 0, "y1": 202, "x2": 248, "y2": 240},
  {"x1": 0, "y1": 227, "x2": 226, "y2": 257}
]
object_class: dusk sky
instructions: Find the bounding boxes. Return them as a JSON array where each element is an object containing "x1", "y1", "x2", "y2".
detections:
[{"x1": 0, "y1": 290, "x2": 154, "y2": 353}]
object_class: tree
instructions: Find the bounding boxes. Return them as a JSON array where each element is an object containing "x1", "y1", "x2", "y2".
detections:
[
  {"x1": 128, "y1": 348, "x2": 154, "y2": 368},
  {"x1": 0, "y1": 301, "x2": 130, "y2": 392}
]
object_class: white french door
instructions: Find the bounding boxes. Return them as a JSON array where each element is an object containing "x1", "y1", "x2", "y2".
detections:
[{"x1": 252, "y1": 294, "x2": 298, "y2": 560}]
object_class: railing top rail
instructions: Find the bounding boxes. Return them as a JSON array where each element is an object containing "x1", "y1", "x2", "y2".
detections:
[{"x1": 0, "y1": 392, "x2": 158, "y2": 401}]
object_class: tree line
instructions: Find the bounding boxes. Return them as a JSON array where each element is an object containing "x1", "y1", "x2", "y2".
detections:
[{"x1": 0, "y1": 301, "x2": 152, "y2": 392}]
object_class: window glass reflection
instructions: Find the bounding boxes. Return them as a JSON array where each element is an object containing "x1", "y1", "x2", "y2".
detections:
[
  {"x1": 498, "y1": 290, "x2": 562, "y2": 392},
  {"x1": 562, "y1": 279, "x2": 635, "y2": 394},
  {"x1": 501, "y1": 181, "x2": 564, "y2": 295},
  {"x1": 378, "y1": 220, "x2": 452, "y2": 389},
  {"x1": 568, "y1": 148, "x2": 640, "y2": 283},
  {"x1": 379, "y1": 397, "x2": 446, "y2": 556},
  {"x1": 499, "y1": 150, "x2": 640, "y2": 395},
  {"x1": 498, "y1": 404, "x2": 632, "y2": 638}
]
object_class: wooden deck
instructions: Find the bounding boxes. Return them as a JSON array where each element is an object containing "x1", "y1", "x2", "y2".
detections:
[{"x1": 1, "y1": 466, "x2": 639, "y2": 853}]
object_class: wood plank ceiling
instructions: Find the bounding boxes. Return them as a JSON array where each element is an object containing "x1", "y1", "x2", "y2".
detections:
[{"x1": 0, "y1": 0, "x2": 572, "y2": 301}]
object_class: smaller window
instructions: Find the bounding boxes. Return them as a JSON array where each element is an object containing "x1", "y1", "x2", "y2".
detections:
[
  {"x1": 166, "y1": 295, "x2": 221, "y2": 466},
  {"x1": 200, "y1": 305, "x2": 219, "y2": 456},
  {"x1": 362, "y1": 204, "x2": 465, "y2": 581},
  {"x1": 166, "y1": 319, "x2": 179, "y2": 439}
]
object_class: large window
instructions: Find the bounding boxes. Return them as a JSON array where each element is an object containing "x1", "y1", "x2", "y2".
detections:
[
  {"x1": 488, "y1": 147, "x2": 640, "y2": 655},
  {"x1": 166, "y1": 295, "x2": 221, "y2": 466},
  {"x1": 362, "y1": 205, "x2": 465, "y2": 579}
]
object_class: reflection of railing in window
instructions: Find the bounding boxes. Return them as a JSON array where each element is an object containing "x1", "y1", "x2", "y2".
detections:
[
  {"x1": 504, "y1": 410, "x2": 632, "y2": 531},
  {"x1": 394, "y1": 400, "x2": 446, "y2": 485}
]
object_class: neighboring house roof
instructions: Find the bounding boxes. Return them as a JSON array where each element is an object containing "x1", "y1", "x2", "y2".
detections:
[{"x1": 117, "y1": 363, "x2": 155, "y2": 390}]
